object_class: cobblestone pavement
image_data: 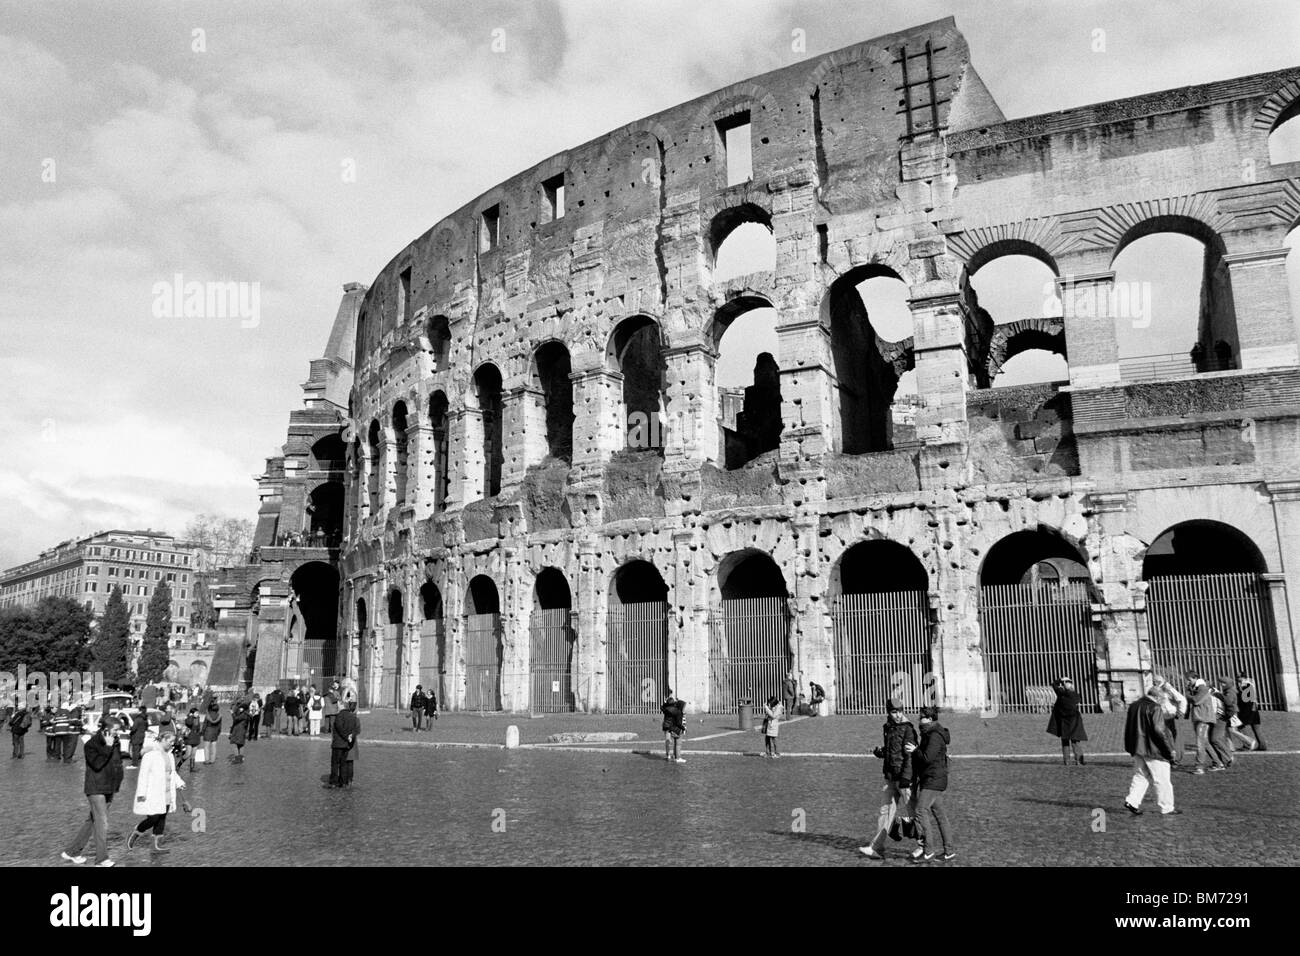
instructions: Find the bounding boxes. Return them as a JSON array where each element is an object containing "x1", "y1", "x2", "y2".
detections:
[{"x1": 3, "y1": 724, "x2": 1297, "y2": 866}]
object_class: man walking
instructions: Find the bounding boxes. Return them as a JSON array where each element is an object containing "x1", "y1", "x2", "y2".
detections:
[
  {"x1": 61, "y1": 715, "x2": 126, "y2": 866},
  {"x1": 1188, "y1": 678, "x2": 1225, "y2": 774},
  {"x1": 1124, "y1": 682, "x2": 1181, "y2": 816},
  {"x1": 410, "y1": 684, "x2": 427, "y2": 732},
  {"x1": 9, "y1": 700, "x2": 31, "y2": 758},
  {"x1": 909, "y1": 706, "x2": 955, "y2": 863},
  {"x1": 859, "y1": 698, "x2": 919, "y2": 860}
]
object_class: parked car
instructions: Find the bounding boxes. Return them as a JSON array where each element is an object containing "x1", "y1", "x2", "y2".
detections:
[{"x1": 80, "y1": 693, "x2": 163, "y2": 753}]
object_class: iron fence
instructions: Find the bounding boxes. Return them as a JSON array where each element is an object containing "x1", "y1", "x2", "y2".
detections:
[
  {"x1": 708, "y1": 597, "x2": 791, "y2": 714},
  {"x1": 530, "y1": 608, "x2": 576, "y2": 713},
  {"x1": 832, "y1": 590, "x2": 931, "y2": 714},
  {"x1": 1146, "y1": 573, "x2": 1283, "y2": 709},
  {"x1": 464, "y1": 613, "x2": 502, "y2": 712},
  {"x1": 978, "y1": 582, "x2": 1100, "y2": 714},
  {"x1": 606, "y1": 601, "x2": 669, "y2": 714}
]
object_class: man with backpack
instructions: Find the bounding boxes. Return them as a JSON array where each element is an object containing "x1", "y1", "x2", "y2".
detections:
[{"x1": 908, "y1": 706, "x2": 955, "y2": 863}]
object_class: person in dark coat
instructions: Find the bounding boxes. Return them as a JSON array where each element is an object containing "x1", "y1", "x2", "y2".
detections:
[
  {"x1": 329, "y1": 701, "x2": 361, "y2": 788},
  {"x1": 1124, "y1": 683, "x2": 1179, "y2": 815},
  {"x1": 782, "y1": 671, "x2": 798, "y2": 720},
  {"x1": 9, "y1": 700, "x2": 31, "y2": 758},
  {"x1": 129, "y1": 705, "x2": 149, "y2": 766},
  {"x1": 61, "y1": 715, "x2": 126, "y2": 866},
  {"x1": 323, "y1": 684, "x2": 340, "y2": 734},
  {"x1": 1235, "y1": 674, "x2": 1267, "y2": 751},
  {"x1": 1046, "y1": 677, "x2": 1087, "y2": 765},
  {"x1": 859, "y1": 698, "x2": 919, "y2": 860},
  {"x1": 183, "y1": 707, "x2": 203, "y2": 771},
  {"x1": 283, "y1": 690, "x2": 301, "y2": 736},
  {"x1": 42, "y1": 704, "x2": 58, "y2": 759},
  {"x1": 229, "y1": 704, "x2": 249, "y2": 763},
  {"x1": 410, "y1": 685, "x2": 427, "y2": 731},
  {"x1": 908, "y1": 706, "x2": 955, "y2": 863},
  {"x1": 201, "y1": 701, "x2": 222, "y2": 766},
  {"x1": 424, "y1": 687, "x2": 438, "y2": 723},
  {"x1": 660, "y1": 690, "x2": 687, "y2": 763}
]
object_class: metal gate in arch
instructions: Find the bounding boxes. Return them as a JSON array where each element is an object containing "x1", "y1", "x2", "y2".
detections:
[
  {"x1": 1146, "y1": 573, "x2": 1283, "y2": 709},
  {"x1": 606, "y1": 601, "x2": 668, "y2": 714},
  {"x1": 464, "y1": 613, "x2": 502, "y2": 712},
  {"x1": 708, "y1": 597, "x2": 791, "y2": 715},
  {"x1": 978, "y1": 582, "x2": 1100, "y2": 714},
  {"x1": 530, "y1": 608, "x2": 576, "y2": 713},
  {"x1": 832, "y1": 590, "x2": 931, "y2": 714}
]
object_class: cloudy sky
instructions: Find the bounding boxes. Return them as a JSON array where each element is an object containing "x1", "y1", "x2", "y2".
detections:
[{"x1": 2, "y1": 0, "x2": 1299, "y2": 570}]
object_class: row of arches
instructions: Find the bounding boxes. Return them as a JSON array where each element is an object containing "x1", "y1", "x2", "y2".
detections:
[{"x1": 321, "y1": 518, "x2": 1283, "y2": 715}]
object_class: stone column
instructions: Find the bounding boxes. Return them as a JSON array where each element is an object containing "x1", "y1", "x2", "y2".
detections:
[
  {"x1": 499, "y1": 547, "x2": 528, "y2": 712},
  {"x1": 570, "y1": 368, "x2": 625, "y2": 475},
  {"x1": 791, "y1": 515, "x2": 832, "y2": 709},
  {"x1": 507, "y1": 384, "x2": 547, "y2": 482},
  {"x1": 575, "y1": 541, "x2": 603, "y2": 713},
  {"x1": 910, "y1": 292, "x2": 969, "y2": 488},
  {"x1": 1266, "y1": 481, "x2": 1300, "y2": 710},
  {"x1": 663, "y1": 343, "x2": 718, "y2": 466},
  {"x1": 1058, "y1": 267, "x2": 1119, "y2": 387},
  {"x1": 457, "y1": 407, "x2": 485, "y2": 505},
  {"x1": 410, "y1": 424, "x2": 435, "y2": 519},
  {"x1": 1224, "y1": 248, "x2": 1298, "y2": 371},
  {"x1": 775, "y1": 310, "x2": 835, "y2": 460},
  {"x1": 930, "y1": 509, "x2": 984, "y2": 711},
  {"x1": 673, "y1": 528, "x2": 708, "y2": 714}
]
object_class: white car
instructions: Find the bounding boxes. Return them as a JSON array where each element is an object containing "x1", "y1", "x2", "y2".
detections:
[{"x1": 80, "y1": 693, "x2": 164, "y2": 754}]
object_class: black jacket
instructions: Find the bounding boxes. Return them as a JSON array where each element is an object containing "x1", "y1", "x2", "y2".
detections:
[
  {"x1": 8, "y1": 709, "x2": 31, "y2": 735},
  {"x1": 83, "y1": 734, "x2": 124, "y2": 796},
  {"x1": 912, "y1": 722, "x2": 950, "y2": 791},
  {"x1": 332, "y1": 710, "x2": 360, "y2": 751},
  {"x1": 873, "y1": 718, "x2": 918, "y2": 784},
  {"x1": 1125, "y1": 696, "x2": 1175, "y2": 762},
  {"x1": 660, "y1": 699, "x2": 686, "y2": 734},
  {"x1": 410, "y1": 690, "x2": 427, "y2": 710}
]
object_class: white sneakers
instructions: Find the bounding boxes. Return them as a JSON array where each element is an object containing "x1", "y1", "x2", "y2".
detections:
[{"x1": 60, "y1": 852, "x2": 86, "y2": 865}]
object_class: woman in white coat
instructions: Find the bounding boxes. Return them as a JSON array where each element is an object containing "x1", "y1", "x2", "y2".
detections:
[{"x1": 128, "y1": 730, "x2": 186, "y2": 853}]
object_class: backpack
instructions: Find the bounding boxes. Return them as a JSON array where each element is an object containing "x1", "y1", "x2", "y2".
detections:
[{"x1": 312, "y1": 697, "x2": 322, "y2": 712}]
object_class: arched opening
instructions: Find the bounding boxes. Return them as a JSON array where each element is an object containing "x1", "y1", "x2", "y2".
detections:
[
  {"x1": 1142, "y1": 520, "x2": 1280, "y2": 708},
  {"x1": 606, "y1": 560, "x2": 669, "y2": 714},
  {"x1": 709, "y1": 205, "x2": 775, "y2": 284},
  {"x1": 427, "y1": 314, "x2": 451, "y2": 371},
  {"x1": 1268, "y1": 99, "x2": 1300, "y2": 165},
  {"x1": 825, "y1": 266, "x2": 910, "y2": 454},
  {"x1": 714, "y1": 296, "x2": 781, "y2": 469},
  {"x1": 464, "y1": 575, "x2": 502, "y2": 711},
  {"x1": 309, "y1": 434, "x2": 345, "y2": 471},
  {"x1": 969, "y1": 251, "x2": 1061, "y2": 325},
  {"x1": 531, "y1": 567, "x2": 575, "y2": 713},
  {"x1": 381, "y1": 587, "x2": 405, "y2": 709},
  {"x1": 831, "y1": 540, "x2": 931, "y2": 714},
  {"x1": 978, "y1": 529, "x2": 1099, "y2": 713},
  {"x1": 608, "y1": 316, "x2": 666, "y2": 454},
  {"x1": 367, "y1": 420, "x2": 382, "y2": 514},
  {"x1": 473, "y1": 364, "x2": 504, "y2": 499},
  {"x1": 392, "y1": 402, "x2": 409, "y2": 505},
  {"x1": 289, "y1": 562, "x2": 339, "y2": 687},
  {"x1": 428, "y1": 391, "x2": 450, "y2": 512},
  {"x1": 306, "y1": 482, "x2": 343, "y2": 547},
  {"x1": 987, "y1": 323, "x2": 1070, "y2": 388},
  {"x1": 991, "y1": 349, "x2": 1070, "y2": 387},
  {"x1": 418, "y1": 581, "x2": 445, "y2": 710},
  {"x1": 534, "y1": 341, "x2": 574, "y2": 463},
  {"x1": 1111, "y1": 220, "x2": 1238, "y2": 381},
  {"x1": 710, "y1": 550, "x2": 791, "y2": 715}
]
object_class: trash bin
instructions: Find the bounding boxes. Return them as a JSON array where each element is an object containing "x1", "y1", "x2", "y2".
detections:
[{"x1": 737, "y1": 699, "x2": 753, "y2": 732}]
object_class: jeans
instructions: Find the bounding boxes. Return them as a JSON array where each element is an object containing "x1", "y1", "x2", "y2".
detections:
[
  {"x1": 66, "y1": 794, "x2": 112, "y2": 862},
  {"x1": 204, "y1": 739, "x2": 218, "y2": 764},
  {"x1": 868, "y1": 779, "x2": 913, "y2": 853},
  {"x1": 411, "y1": 708, "x2": 423, "y2": 731},
  {"x1": 324, "y1": 714, "x2": 334, "y2": 734},
  {"x1": 1126, "y1": 756, "x2": 1175, "y2": 813},
  {"x1": 1193, "y1": 721, "x2": 1223, "y2": 769},
  {"x1": 11, "y1": 732, "x2": 23, "y2": 757},
  {"x1": 1209, "y1": 720, "x2": 1233, "y2": 766},
  {"x1": 913, "y1": 789, "x2": 953, "y2": 853},
  {"x1": 60, "y1": 735, "x2": 78, "y2": 762},
  {"x1": 783, "y1": 696, "x2": 797, "y2": 719}
]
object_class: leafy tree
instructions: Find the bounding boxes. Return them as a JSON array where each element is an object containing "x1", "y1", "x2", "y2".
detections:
[
  {"x1": 93, "y1": 586, "x2": 133, "y2": 683},
  {"x1": 0, "y1": 598, "x2": 93, "y2": 674},
  {"x1": 137, "y1": 580, "x2": 173, "y2": 683}
]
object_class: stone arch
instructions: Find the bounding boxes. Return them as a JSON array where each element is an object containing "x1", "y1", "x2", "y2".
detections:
[
  {"x1": 979, "y1": 527, "x2": 1093, "y2": 589},
  {"x1": 531, "y1": 339, "x2": 574, "y2": 463},
  {"x1": 694, "y1": 82, "x2": 781, "y2": 127},
  {"x1": 830, "y1": 539, "x2": 929, "y2": 598},
  {"x1": 1140, "y1": 520, "x2": 1268, "y2": 578},
  {"x1": 711, "y1": 294, "x2": 782, "y2": 469},
  {"x1": 804, "y1": 42, "x2": 895, "y2": 92},
  {"x1": 1253, "y1": 77, "x2": 1300, "y2": 131},
  {"x1": 707, "y1": 203, "x2": 774, "y2": 262},
  {"x1": 986, "y1": 318, "x2": 1068, "y2": 383},
  {"x1": 607, "y1": 314, "x2": 667, "y2": 453}
]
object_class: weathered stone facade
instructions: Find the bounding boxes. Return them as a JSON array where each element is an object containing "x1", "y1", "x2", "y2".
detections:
[{"x1": 332, "y1": 17, "x2": 1300, "y2": 713}]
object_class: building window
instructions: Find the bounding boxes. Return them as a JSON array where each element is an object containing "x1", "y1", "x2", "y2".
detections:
[
  {"x1": 717, "y1": 111, "x2": 754, "y2": 187},
  {"x1": 108, "y1": 567, "x2": 117, "y2": 576},
  {"x1": 124, "y1": 569, "x2": 133, "y2": 578},
  {"x1": 167, "y1": 573, "x2": 176, "y2": 582},
  {"x1": 542, "y1": 173, "x2": 565, "y2": 222},
  {"x1": 182, "y1": 574, "x2": 189, "y2": 583},
  {"x1": 180, "y1": 589, "x2": 187, "y2": 599},
  {"x1": 480, "y1": 204, "x2": 501, "y2": 253},
  {"x1": 399, "y1": 266, "x2": 413, "y2": 324}
]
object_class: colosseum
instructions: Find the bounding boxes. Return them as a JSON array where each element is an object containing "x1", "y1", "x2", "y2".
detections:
[{"x1": 214, "y1": 17, "x2": 1300, "y2": 717}]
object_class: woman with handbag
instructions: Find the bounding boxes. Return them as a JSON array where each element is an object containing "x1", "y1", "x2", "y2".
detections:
[{"x1": 1235, "y1": 674, "x2": 1267, "y2": 750}]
